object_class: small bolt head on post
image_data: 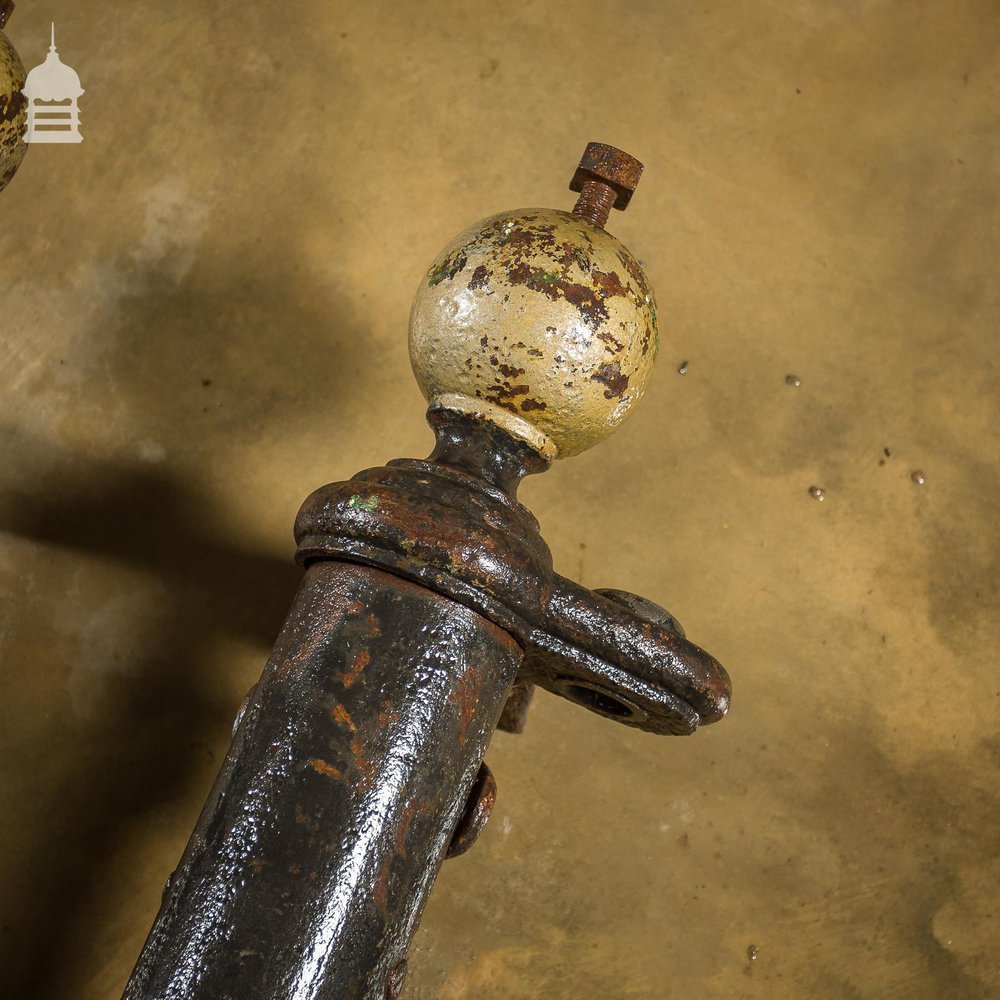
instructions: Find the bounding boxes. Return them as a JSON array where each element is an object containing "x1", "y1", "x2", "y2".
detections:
[{"x1": 569, "y1": 142, "x2": 644, "y2": 229}]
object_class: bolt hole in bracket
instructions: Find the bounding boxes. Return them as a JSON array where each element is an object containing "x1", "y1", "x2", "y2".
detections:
[
  {"x1": 513, "y1": 576, "x2": 728, "y2": 736},
  {"x1": 296, "y1": 482, "x2": 729, "y2": 737},
  {"x1": 560, "y1": 681, "x2": 636, "y2": 720},
  {"x1": 527, "y1": 586, "x2": 692, "y2": 726}
]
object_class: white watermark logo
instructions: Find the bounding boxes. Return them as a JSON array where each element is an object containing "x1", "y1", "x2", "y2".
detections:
[{"x1": 22, "y1": 23, "x2": 83, "y2": 143}]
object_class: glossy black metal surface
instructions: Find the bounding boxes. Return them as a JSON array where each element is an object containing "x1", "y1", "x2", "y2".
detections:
[{"x1": 123, "y1": 560, "x2": 521, "y2": 1000}]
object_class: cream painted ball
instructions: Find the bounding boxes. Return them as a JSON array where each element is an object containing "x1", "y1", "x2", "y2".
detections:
[{"x1": 408, "y1": 208, "x2": 659, "y2": 459}]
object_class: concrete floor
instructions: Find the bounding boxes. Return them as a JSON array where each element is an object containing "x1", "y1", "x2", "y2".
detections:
[{"x1": 1, "y1": 1, "x2": 998, "y2": 997}]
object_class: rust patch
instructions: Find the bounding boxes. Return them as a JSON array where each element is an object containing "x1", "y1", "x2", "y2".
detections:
[
  {"x1": 490, "y1": 383, "x2": 529, "y2": 398},
  {"x1": 617, "y1": 246, "x2": 652, "y2": 299},
  {"x1": 561, "y1": 281, "x2": 611, "y2": 329},
  {"x1": 520, "y1": 398, "x2": 547, "y2": 412},
  {"x1": 308, "y1": 758, "x2": 343, "y2": 781},
  {"x1": 641, "y1": 323, "x2": 655, "y2": 356},
  {"x1": 597, "y1": 329, "x2": 625, "y2": 353},
  {"x1": 497, "y1": 363, "x2": 525, "y2": 379},
  {"x1": 467, "y1": 264, "x2": 489, "y2": 290},
  {"x1": 277, "y1": 620, "x2": 348, "y2": 681},
  {"x1": 332, "y1": 703, "x2": 356, "y2": 731},
  {"x1": 343, "y1": 649, "x2": 370, "y2": 688},
  {"x1": 373, "y1": 857, "x2": 392, "y2": 919},
  {"x1": 505, "y1": 262, "x2": 610, "y2": 331},
  {"x1": 500, "y1": 222, "x2": 557, "y2": 255},
  {"x1": 448, "y1": 664, "x2": 480, "y2": 746},
  {"x1": 377, "y1": 699, "x2": 401, "y2": 729},
  {"x1": 483, "y1": 374, "x2": 530, "y2": 411},
  {"x1": 395, "y1": 796, "x2": 422, "y2": 860},
  {"x1": 555, "y1": 239, "x2": 593, "y2": 273},
  {"x1": 590, "y1": 361, "x2": 629, "y2": 399},
  {"x1": 590, "y1": 268, "x2": 629, "y2": 300},
  {"x1": 350, "y1": 736, "x2": 376, "y2": 788}
]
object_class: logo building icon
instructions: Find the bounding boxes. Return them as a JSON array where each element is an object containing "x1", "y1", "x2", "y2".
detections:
[{"x1": 22, "y1": 23, "x2": 83, "y2": 143}]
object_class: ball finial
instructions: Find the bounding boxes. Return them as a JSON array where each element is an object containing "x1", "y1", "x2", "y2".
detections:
[
  {"x1": 0, "y1": 4, "x2": 28, "y2": 194},
  {"x1": 408, "y1": 145, "x2": 657, "y2": 460}
]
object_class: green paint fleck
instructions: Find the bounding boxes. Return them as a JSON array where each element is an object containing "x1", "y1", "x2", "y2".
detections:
[
  {"x1": 523, "y1": 268, "x2": 562, "y2": 291},
  {"x1": 348, "y1": 494, "x2": 379, "y2": 512},
  {"x1": 428, "y1": 250, "x2": 468, "y2": 287}
]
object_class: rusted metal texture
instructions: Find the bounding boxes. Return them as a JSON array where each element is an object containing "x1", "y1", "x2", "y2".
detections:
[
  {"x1": 570, "y1": 141, "x2": 644, "y2": 210},
  {"x1": 123, "y1": 560, "x2": 521, "y2": 1000},
  {"x1": 445, "y1": 762, "x2": 496, "y2": 859},
  {"x1": 121, "y1": 143, "x2": 730, "y2": 998},
  {"x1": 570, "y1": 142, "x2": 644, "y2": 228},
  {"x1": 297, "y1": 408, "x2": 730, "y2": 736}
]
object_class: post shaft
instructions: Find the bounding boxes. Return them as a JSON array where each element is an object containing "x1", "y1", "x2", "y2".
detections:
[{"x1": 122, "y1": 561, "x2": 521, "y2": 1000}]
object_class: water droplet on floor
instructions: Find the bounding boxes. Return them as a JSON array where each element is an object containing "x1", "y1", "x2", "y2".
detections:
[
  {"x1": 808, "y1": 486, "x2": 825, "y2": 501},
  {"x1": 911, "y1": 471, "x2": 926, "y2": 485},
  {"x1": 785, "y1": 374, "x2": 801, "y2": 387}
]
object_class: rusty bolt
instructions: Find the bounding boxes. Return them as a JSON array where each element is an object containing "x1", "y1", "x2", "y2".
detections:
[
  {"x1": 596, "y1": 588, "x2": 686, "y2": 637},
  {"x1": 569, "y1": 142, "x2": 644, "y2": 229},
  {"x1": 497, "y1": 678, "x2": 535, "y2": 734},
  {"x1": 445, "y1": 761, "x2": 496, "y2": 859},
  {"x1": 384, "y1": 960, "x2": 407, "y2": 999}
]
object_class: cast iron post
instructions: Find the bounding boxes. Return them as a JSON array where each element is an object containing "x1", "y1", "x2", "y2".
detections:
[{"x1": 122, "y1": 143, "x2": 731, "y2": 1000}]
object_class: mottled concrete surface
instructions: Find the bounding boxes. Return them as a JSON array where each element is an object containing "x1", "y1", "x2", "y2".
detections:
[{"x1": 1, "y1": 2, "x2": 997, "y2": 998}]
